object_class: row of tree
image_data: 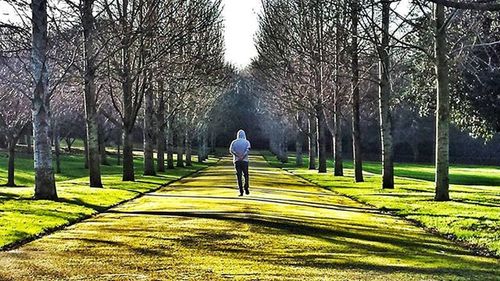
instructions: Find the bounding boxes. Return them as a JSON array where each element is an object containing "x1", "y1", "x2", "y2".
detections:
[
  {"x1": 0, "y1": 0, "x2": 233, "y2": 199},
  {"x1": 251, "y1": 0, "x2": 500, "y2": 201}
]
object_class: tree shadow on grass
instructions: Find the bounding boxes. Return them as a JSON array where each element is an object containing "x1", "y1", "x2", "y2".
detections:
[
  {"x1": 145, "y1": 193, "x2": 379, "y2": 214},
  {"x1": 105, "y1": 209, "x2": 499, "y2": 278},
  {"x1": 56, "y1": 197, "x2": 110, "y2": 212}
]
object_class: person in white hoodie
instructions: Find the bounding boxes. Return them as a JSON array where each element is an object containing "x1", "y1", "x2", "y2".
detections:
[{"x1": 229, "y1": 129, "x2": 251, "y2": 196}]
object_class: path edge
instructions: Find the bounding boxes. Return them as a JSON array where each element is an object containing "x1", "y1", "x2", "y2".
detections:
[{"x1": 0, "y1": 159, "x2": 219, "y2": 252}]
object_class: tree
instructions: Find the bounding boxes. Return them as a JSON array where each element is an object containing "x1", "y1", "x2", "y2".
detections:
[
  {"x1": 433, "y1": 2, "x2": 450, "y2": 201},
  {"x1": 31, "y1": 0, "x2": 57, "y2": 199},
  {"x1": 378, "y1": 0, "x2": 394, "y2": 189},
  {"x1": 350, "y1": 0, "x2": 364, "y2": 182},
  {"x1": 0, "y1": 58, "x2": 31, "y2": 186}
]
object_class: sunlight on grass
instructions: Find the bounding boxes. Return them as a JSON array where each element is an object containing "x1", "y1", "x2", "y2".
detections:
[
  {"x1": 263, "y1": 152, "x2": 500, "y2": 257},
  {"x1": 0, "y1": 151, "x2": 214, "y2": 249},
  {"x1": 0, "y1": 155, "x2": 497, "y2": 280}
]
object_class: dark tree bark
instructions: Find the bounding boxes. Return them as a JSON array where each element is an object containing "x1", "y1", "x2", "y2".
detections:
[
  {"x1": 350, "y1": 0, "x2": 364, "y2": 182},
  {"x1": 83, "y1": 134, "x2": 89, "y2": 169},
  {"x1": 317, "y1": 107, "x2": 327, "y2": 173},
  {"x1": 333, "y1": 112, "x2": 343, "y2": 176},
  {"x1": 117, "y1": 142, "x2": 121, "y2": 165},
  {"x1": 176, "y1": 131, "x2": 184, "y2": 167},
  {"x1": 295, "y1": 131, "x2": 303, "y2": 166},
  {"x1": 333, "y1": 15, "x2": 343, "y2": 177},
  {"x1": 185, "y1": 131, "x2": 192, "y2": 166},
  {"x1": 99, "y1": 129, "x2": 109, "y2": 166},
  {"x1": 6, "y1": 138, "x2": 18, "y2": 186},
  {"x1": 65, "y1": 137, "x2": 74, "y2": 153},
  {"x1": 122, "y1": 128, "x2": 135, "y2": 181},
  {"x1": 32, "y1": 0, "x2": 57, "y2": 199},
  {"x1": 434, "y1": 2, "x2": 450, "y2": 201},
  {"x1": 54, "y1": 123, "x2": 61, "y2": 174},
  {"x1": 26, "y1": 134, "x2": 32, "y2": 154},
  {"x1": 210, "y1": 131, "x2": 216, "y2": 153},
  {"x1": 379, "y1": 0, "x2": 394, "y2": 189},
  {"x1": 156, "y1": 86, "x2": 165, "y2": 172},
  {"x1": 83, "y1": 0, "x2": 103, "y2": 187},
  {"x1": 166, "y1": 117, "x2": 175, "y2": 169},
  {"x1": 308, "y1": 115, "x2": 317, "y2": 170},
  {"x1": 120, "y1": 15, "x2": 136, "y2": 181},
  {"x1": 202, "y1": 131, "x2": 209, "y2": 160},
  {"x1": 143, "y1": 74, "x2": 156, "y2": 176}
]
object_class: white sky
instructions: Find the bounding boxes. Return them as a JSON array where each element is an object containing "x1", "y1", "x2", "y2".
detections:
[{"x1": 222, "y1": 0, "x2": 261, "y2": 68}]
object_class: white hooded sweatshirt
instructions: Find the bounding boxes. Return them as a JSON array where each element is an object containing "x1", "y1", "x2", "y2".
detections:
[{"x1": 229, "y1": 130, "x2": 251, "y2": 162}]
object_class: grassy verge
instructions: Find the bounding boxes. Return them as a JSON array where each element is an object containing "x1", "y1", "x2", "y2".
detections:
[
  {"x1": 263, "y1": 152, "x2": 500, "y2": 257},
  {"x1": 0, "y1": 151, "x2": 216, "y2": 250}
]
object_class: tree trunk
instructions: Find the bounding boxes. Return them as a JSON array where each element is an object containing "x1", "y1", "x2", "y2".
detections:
[
  {"x1": 434, "y1": 3, "x2": 450, "y2": 201},
  {"x1": 143, "y1": 74, "x2": 156, "y2": 176},
  {"x1": 351, "y1": 0, "x2": 364, "y2": 182},
  {"x1": 99, "y1": 130, "x2": 109, "y2": 166},
  {"x1": 166, "y1": 117, "x2": 175, "y2": 169},
  {"x1": 317, "y1": 107, "x2": 327, "y2": 173},
  {"x1": 54, "y1": 123, "x2": 61, "y2": 174},
  {"x1": 32, "y1": 0, "x2": 57, "y2": 199},
  {"x1": 83, "y1": 134, "x2": 89, "y2": 169},
  {"x1": 308, "y1": 116, "x2": 317, "y2": 170},
  {"x1": 295, "y1": 131, "x2": 303, "y2": 166},
  {"x1": 83, "y1": 0, "x2": 102, "y2": 187},
  {"x1": 379, "y1": 0, "x2": 394, "y2": 189},
  {"x1": 333, "y1": 15, "x2": 343, "y2": 177},
  {"x1": 117, "y1": 143, "x2": 121, "y2": 165},
  {"x1": 26, "y1": 134, "x2": 32, "y2": 154},
  {"x1": 65, "y1": 138, "x2": 72, "y2": 153},
  {"x1": 156, "y1": 89, "x2": 165, "y2": 172},
  {"x1": 185, "y1": 131, "x2": 192, "y2": 166},
  {"x1": 333, "y1": 112, "x2": 343, "y2": 176},
  {"x1": 176, "y1": 131, "x2": 184, "y2": 167},
  {"x1": 203, "y1": 131, "x2": 209, "y2": 160},
  {"x1": 6, "y1": 138, "x2": 17, "y2": 187},
  {"x1": 210, "y1": 131, "x2": 216, "y2": 153},
  {"x1": 122, "y1": 129, "x2": 135, "y2": 181},
  {"x1": 197, "y1": 134, "x2": 203, "y2": 163},
  {"x1": 156, "y1": 129, "x2": 165, "y2": 172}
]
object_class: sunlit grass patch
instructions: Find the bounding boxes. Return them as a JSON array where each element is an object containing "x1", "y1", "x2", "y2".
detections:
[
  {"x1": 0, "y1": 151, "x2": 215, "y2": 249},
  {"x1": 0, "y1": 155, "x2": 497, "y2": 280},
  {"x1": 263, "y1": 152, "x2": 500, "y2": 256}
]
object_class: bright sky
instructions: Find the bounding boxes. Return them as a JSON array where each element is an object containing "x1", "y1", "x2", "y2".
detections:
[{"x1": 222, "y1": 0, "x2": 261, "y2": 68}]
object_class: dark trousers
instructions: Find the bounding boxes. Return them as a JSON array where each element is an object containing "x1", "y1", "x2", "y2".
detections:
[{"x1": 234, "y1": 161, "x2": 249, "y2": 193}]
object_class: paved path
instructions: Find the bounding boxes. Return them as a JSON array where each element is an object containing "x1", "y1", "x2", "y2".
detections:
[{"x1": 0, "y1": 156, "x2": 498, "y2": 280}]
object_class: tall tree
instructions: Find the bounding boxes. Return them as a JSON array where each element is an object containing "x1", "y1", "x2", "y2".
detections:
[
  {"x1": 31, "y1": 0, "x2": 57, "y2": 199},
  {"x1": 434, "y1": 2, "x2": 450, "y2": 200},
  {"x1": 82, "y1": 0, "x2": 103, "y2": 187},
  {"x1": 350, "y1": 0, "x2": 364, "y2": 182},
  {"x1": 378, "y1": 0, "x2": 393, "y2": 189}
]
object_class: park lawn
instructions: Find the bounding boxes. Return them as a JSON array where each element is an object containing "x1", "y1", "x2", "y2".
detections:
[
  {"x1": 1, "y1": 155, "x2": 499, "y2": 280},
  {"x1": 0, "y1": 151, "x2": 215, "y2": 250},
  {"x1": 263, "y1": 152, "x2": 500, "y2": 256},
  {"x1": 343, "y1": 160, "x2": 500, "y2": 187}
]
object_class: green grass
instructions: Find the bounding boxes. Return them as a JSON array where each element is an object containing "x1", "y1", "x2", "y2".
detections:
[
  {"x1": 0, "y1": 155, "x2": 498, "y2": 280},
  {"x1": 264, "y1": 152, "x2": 500, "y2": 257},
  {"x1": 0, "y1": 150, "x2": 215, "y2": 249},
  {"x1": 343, "y1": 160, "x2": 500, "y2": 187}
]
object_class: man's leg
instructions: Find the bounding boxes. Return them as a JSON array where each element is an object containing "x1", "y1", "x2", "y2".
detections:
[
  {"x1": 235, "y1": 161, "x2": 244, "y2": 195},
  {"x1": 243, "y1": 161, "x2": 249, "y2": 194}
]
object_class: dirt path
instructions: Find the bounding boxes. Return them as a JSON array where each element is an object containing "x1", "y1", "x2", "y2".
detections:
[{"x1": 0, "y1": 156, "x2": 498, "y2": 280}]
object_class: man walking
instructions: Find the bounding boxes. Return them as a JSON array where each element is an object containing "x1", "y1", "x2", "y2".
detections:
[{"x1": 229, "y1": 129, "x2": 251, "y2": 196}]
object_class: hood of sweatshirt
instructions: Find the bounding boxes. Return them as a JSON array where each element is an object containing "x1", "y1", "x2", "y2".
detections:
[{"x1": 237, "y1": 130, "x2": 246, "y2": 139}]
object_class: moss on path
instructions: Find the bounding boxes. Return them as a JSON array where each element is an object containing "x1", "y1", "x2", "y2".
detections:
[{"x1": 0, "y1": 156, "x2": 498, "y2": 280}]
